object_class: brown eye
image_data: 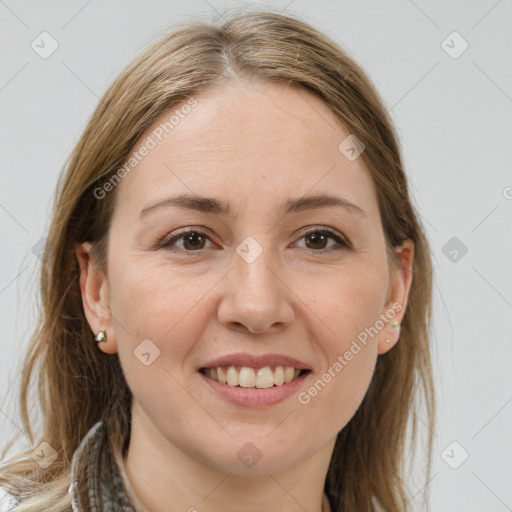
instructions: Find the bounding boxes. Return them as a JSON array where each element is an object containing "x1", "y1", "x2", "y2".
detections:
[
  {"x1": 160, "y1": 230, "x2": 213, "y2": 252},
  {"x1": 295, "y1": 228, "x2": 349, "y2": 254},
  {"x1": 304, "y1": 232, "x2": 329, "y2": 250},
  {"x1": 181, "y1": 232, "x2": 207, "y2": 250}
]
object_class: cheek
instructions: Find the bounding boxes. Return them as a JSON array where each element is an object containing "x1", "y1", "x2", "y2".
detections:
[
  {"x1": 297, "y1": 260, "x2": 387, "y2": 428},
  {"x1": 316, "y1": 258, "x2": 389, "y2": 347},
  {"x1": 107, "y1": 258, "x2": 221, "y2": 364},
  {"x1": 106, "y1": 260, "x2": 216, "y2": 429},
  {"x1": 297, "y1": 327, "x2": 379, "y2": 439}
]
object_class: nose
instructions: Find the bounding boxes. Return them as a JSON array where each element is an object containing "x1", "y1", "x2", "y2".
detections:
[{"x1": 217, "y1": 242, "x2": 295, "y2": 334}]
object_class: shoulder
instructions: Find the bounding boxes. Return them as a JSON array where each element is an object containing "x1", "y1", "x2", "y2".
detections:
[{"x1": 0, "y1": 487, "x2": 21, "y2": 511}]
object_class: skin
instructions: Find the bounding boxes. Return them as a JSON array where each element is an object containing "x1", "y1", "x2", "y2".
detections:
[{"x1": 76, "y1": 81, "x2": 414, "y2": 512}]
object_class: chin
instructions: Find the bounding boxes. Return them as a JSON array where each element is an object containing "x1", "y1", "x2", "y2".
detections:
[{"x1": 190, "y1": 430, "x2": 316, "y2": 475}]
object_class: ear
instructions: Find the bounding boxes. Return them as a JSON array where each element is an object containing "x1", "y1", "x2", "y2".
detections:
[
  {"x1": 75, "y1": 242, "x2": 118, "y2": 354},
  {"x1": 377, "y1": 239, "x2": 414, "y2": 355}
]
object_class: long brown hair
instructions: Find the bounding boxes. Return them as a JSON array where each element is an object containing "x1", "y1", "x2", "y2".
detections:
[{"x1": 0, "y1": 8, "x2": 435, "y2": 511}]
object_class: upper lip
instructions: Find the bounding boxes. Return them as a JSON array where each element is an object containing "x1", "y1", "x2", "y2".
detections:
[{"x1": 200, "y1": 353, "x2": 311, "y2": 370}]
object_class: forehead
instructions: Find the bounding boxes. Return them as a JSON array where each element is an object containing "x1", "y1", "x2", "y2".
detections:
[{"x1": 113, "y1": 81, "x2": 378, "y2": 221}]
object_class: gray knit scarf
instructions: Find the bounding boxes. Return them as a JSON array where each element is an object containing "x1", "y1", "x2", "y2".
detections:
[{"x1": 68, "y1": 419, "x2": 136, "y2": 511}]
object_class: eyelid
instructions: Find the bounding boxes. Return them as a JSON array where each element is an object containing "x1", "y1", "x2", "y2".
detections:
[
  {"x1": 158, "y1": 225, "x2": 351, "y2": 253},
  {"x1": 293, "y1": 226, "x2": 351, "y2": 253},
  {"x1": 157, "y1": 226, "x2": 217, "y2": 251},
  {"x1": 298, "y1": 226, "x2": 349, "y2": 246}
]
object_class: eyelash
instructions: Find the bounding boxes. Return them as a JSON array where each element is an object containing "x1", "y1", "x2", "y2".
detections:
[{"x1": 158, "y1": 226, "x2": 350, "y2": 255}]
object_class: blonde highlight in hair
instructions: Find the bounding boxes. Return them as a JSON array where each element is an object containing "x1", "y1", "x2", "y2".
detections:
[{"x1": 0, "y1": 8, "x2": 434, "y2": 511}]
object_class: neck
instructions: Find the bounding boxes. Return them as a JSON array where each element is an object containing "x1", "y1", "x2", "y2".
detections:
[{"x1": 123, "y1": 401, "x2": 334, "y2": 512}]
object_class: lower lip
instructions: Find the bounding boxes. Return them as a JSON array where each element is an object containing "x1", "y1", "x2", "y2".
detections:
[{"x1": 199, "y1": 371, "x2": 310, "y2": 408}]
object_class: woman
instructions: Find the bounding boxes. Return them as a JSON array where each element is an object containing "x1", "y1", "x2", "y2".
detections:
[{"x1": 0, "y1": 9, "x2": 435, "y2": 512}]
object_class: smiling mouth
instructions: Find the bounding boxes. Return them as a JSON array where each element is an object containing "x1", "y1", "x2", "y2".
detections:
[{"x1": 200, "y1": 366, "x2": 311, "y2": 389}]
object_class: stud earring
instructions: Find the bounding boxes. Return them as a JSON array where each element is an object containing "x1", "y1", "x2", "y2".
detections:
[
  {"x1": 385, "y1": 320, "x2": 401, "y2": 344},
  {"x1": 95, "y1": 330, "x2": 107, "y2": 344}
]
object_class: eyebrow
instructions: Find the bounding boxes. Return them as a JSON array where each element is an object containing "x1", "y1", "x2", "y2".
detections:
[{"x1": 139, "y1": 193, "x2": 366, "y2": 218}]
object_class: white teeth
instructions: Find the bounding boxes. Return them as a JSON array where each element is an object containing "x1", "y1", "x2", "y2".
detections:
[
  {"x1": 274, "y1": 366, "x2": 285, "y2": 386},
  {"x1": 226, "y1": 366, "x2": 239, "y2": 386},
  {"x1": 239, "y1": 367, "x2": 256, "y2": 387},
  {"x1": 204, "y1": 365, "x2": 304, "y2": 388},
  {"x1": 217, "y1": 367, "x2": 227, "y2": 384},
  {"x1": 256, "y1": 367, "x2": 274, "y2": 388},
  {"x1": 284, "y1": 366, "x2": 295, "y2": 383}
]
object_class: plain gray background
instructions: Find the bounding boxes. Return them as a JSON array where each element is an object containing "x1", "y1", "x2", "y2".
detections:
[{"x1": 1, "y1": 1, "x2": 511, "y2": 510}]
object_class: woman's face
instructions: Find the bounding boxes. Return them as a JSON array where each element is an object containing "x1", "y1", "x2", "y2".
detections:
[{"x1": 80, "y1": 81, "x2": 413, "y2": 474}]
